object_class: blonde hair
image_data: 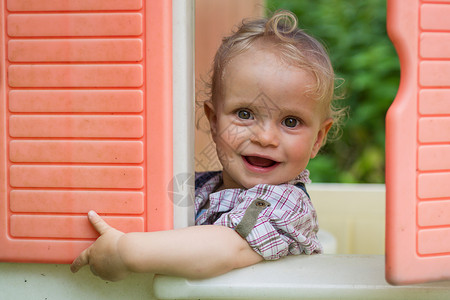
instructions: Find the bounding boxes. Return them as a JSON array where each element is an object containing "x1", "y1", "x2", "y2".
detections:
[{"x1": 208, "y1": 10, "x2": 345, "y2": 142}]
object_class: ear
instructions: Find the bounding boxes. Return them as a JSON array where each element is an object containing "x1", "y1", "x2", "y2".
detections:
[
  {"x1": 203, "y1": 100, "x2": 218, "y2": 140},
  {"x1": 310, "y1": 118, "x2": 333, "y2": 159}
]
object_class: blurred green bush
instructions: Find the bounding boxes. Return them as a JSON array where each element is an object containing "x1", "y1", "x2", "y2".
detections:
[{"x1": 266, "y1": 0, "x2": 400, "y2": 183}]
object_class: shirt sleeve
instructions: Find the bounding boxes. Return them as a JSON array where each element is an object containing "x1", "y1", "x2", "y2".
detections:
[{"x1": 212, "y1": 184, "x2": 323, "y2": 260}]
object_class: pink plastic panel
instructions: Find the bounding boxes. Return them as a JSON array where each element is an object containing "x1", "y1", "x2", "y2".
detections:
[
  {"x1": 386, "y1": 0, "x2": 450, "y2": 285},
  {"x1": 0, "y1": 0, "x2": 173, "y2": 263}
]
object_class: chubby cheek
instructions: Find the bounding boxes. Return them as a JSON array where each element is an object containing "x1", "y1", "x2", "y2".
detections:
[
  {"x1": 215, "y1": 122, "x2": 252, "y2": 152},
  {"x1": 285, "y1": 138, "x2": 313, "y2": 166},
  {"x1": 211, "y1": 125, "x2": 246, "y2": 169}
]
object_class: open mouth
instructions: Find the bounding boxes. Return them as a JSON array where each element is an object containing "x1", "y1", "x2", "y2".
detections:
[{"x1": 242, "y1": 156, "x2": 279, "y2": 169}]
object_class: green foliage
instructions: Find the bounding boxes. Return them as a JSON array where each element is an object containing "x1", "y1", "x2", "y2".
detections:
[{"x1": 266, "y1": 0, "x2": 400, "y2": 183}]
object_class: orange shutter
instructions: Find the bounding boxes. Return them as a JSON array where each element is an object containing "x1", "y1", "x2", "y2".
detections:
[
  {"x1": 386, "y1": 0, "x2": 450, "y2": 284},
  {"x1": 0, "y1": 0, "x2": 173, "y2": 263}
]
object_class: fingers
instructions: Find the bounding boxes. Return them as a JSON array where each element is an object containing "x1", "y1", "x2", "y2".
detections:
[
  {"x1": 70, "y1": 248, "x2": 89, "y2": 274},
  {"x1": 71, "y1": 211, "x2": 120, "y2": 278},
  {"x1": 88, "y1": 210, "x2": 111, "y2": 235},
  {"x1": 70, "y1": 211, "x2": 106, "y2": 274},
  {"x1": 71, "y1": 250, "x2": 100, "y2": 278}
]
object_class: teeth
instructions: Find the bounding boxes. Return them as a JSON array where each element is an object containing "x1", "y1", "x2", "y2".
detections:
[{"x1": 245, "y1": 156, "x2": 276, "y2": 167}]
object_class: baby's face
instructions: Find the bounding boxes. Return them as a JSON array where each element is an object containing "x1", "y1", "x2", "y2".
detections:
[{"x1": 205, "y1": 46, "x2": 332, "y2": 190}]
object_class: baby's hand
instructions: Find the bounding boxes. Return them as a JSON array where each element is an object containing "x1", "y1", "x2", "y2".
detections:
[{"x1": 70, "y1": 211, "x2": 130, "y2": 281}]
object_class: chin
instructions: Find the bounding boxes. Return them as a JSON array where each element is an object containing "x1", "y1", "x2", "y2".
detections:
[{"x1": 241, "y1": 178, "x2": 275, "y2": 189}]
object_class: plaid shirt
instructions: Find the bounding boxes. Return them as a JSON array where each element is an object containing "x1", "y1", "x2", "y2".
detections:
[{"x1": 195, "y1": 171, "x2": 322, "y2": 260}]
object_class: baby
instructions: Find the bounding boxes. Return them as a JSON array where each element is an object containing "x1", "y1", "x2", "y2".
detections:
[{"x1": 71, "y1": 9, "x2": 341, "y2": 281}]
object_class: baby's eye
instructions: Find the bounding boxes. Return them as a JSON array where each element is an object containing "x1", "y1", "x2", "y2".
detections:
[
  {"x1": 237, "y1": 109, "x2": 253, "y2": 120},
  {"x1": 282, "y1": 117, "x2": 299, "y2": 128}
]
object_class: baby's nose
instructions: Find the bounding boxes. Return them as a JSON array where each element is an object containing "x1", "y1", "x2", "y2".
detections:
[{"x1": 250, "y1": 123, "x2": 280, "y2": 147}]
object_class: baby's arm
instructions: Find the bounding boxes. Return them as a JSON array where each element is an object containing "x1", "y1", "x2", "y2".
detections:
[{"x1": 70, "y1": 211, "x2": 262, "y2": 281}]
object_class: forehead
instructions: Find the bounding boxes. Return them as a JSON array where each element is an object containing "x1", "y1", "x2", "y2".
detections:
[
  {"x1": 218, "y1": 46, "x2": 328, "y2": 118},
  {"x1": 223, "y1": 47, "x2": 312, "y2": 97},
  {"x1": 224, "y1": 44, "x2": 313, "y2": 89}
]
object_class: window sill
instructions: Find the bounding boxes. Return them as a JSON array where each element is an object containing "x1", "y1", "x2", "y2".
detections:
[{"x1": 153, "y1": 254, "x2": 450, "y2": 300}]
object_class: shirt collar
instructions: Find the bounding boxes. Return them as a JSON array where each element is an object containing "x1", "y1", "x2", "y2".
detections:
[
  {"x1": 194, "y1": 172, "x2": 223, "y2": 211},
  {"x1": 288, "y1": 169, "x2": 312, "y2": 185},
  {"x1": 194, "y1": 170, "x2": 311, "y2": 211}
]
